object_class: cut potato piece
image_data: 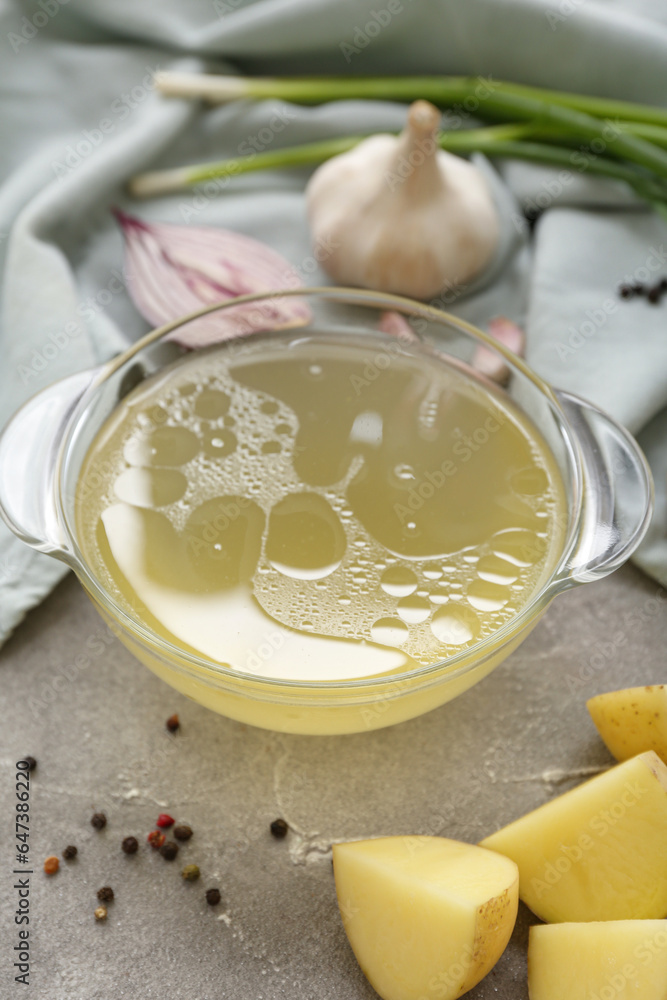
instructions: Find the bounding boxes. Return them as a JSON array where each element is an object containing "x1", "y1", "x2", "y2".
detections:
[
  {"x1": 480, "y1": 751, "x2": 667, "y2": 923},
  {"x1": 528, "y1": 920, "x2": 667, "y2": 1000},
  {"x1": 333, "y1": 836, "x2": 518, "y2": 1000},
  {"x1": 588, "y1": 685, "x2": 667, "y2": 765}
]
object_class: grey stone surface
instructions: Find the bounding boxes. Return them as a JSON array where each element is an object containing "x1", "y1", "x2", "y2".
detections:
[{"x1": 1, "y1": 563, "x2": 666, "y2": 999}]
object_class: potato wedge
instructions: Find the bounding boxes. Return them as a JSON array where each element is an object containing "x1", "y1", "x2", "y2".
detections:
[
  {"x1": 480, "y1": 751, "x2": 667, "y2": 922},
  {"x1": 528, "y1": 920, "x2": 667, "y2": 999},
  {"x1": 333, "y1": 836, "x2": 518, "y2": 1000},
  {"x1": 587, "y1": 684, "x2": 667, "y2": 764}
]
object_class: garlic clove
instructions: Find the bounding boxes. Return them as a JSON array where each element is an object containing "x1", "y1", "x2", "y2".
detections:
[
  {"x1": 377, "y1": 310, "x2": 419, "y2": 342},
  {"x1": 306, "y1": 100, "x2": 500, "y2": 301},
  {"x1": 472, "y1": 317, "x2": 526, "y2": 384}
]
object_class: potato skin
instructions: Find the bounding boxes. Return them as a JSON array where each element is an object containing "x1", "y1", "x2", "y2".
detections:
[{"x1": 587, "y1": 685, "x2": 667, "y2": 764}]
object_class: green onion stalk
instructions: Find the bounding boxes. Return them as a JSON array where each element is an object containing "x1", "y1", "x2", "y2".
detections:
[{"x1": 129, "y1": 72, "x2": 667, "y2": 211}]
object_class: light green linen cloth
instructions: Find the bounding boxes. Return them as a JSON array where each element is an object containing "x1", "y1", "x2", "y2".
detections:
[{"x1": 1, "y1": 0, "x2": 666, "y2": 644}]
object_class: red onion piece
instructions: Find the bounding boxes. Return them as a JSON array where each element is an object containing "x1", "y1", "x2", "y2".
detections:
[{"x1": 113, "y1": 210, "x2": 311, "y2": 347}]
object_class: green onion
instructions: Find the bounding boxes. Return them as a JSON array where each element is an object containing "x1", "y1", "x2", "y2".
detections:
[
  {"x1": 131, "y1": 72, "x2": 667, "y2": 213},
  {"x1": 155, "y1": 72, "x2": 667, "y2": 129},
  {"x1": 130, "y1": 129, "x2": 667, "y2": 202}
]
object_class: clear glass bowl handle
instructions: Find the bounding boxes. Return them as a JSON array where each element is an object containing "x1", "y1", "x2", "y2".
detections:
[
  {"x1": 554, "y1": 389, "x2": 654, "y2": 587},
  {"x1": 0, "y1": 368, "x2": 101, "y2": 556}
]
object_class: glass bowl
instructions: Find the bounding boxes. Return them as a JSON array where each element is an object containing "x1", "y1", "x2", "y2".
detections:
[{"x1": 0, "y1": 288, "x2": 653, "y2": 734}]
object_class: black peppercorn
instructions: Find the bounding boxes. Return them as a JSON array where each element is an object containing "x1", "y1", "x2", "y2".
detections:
[
  {"x1": 62, "y1": 845, "x2": 77, "y2": 860},
  {"x1": 121, "y1": 836, "x2": 139, "y2": 855},
  {"x1": 165, "y1": 714, "x2": 180, "y2": 733},
  {"x1": 270, "y1": 818, "x2": 288, "y2": 839},
  {"x1": 23, "y1": 756, "x2": 37, "y2": 772},
  {"x1": 523, "y1": 207, "x2": 542, "y2": 233},
  {"x1": 160, "y1": 841, "x2": 179, "y2": 861},
  {"x1": 173, "y1": 824, "x2": 193, "y2": 842},
  {"x1": 90, "y1": 812, "x2": 107, "y2": 830},
  {"x1": 97, "y1": 886, "x2": 114, "y2": 902},
  {"x1": 205, "y1": 888, "x2": 221, "y2": 906},
  {"x1": 619, "y1": 283, "x2": 636, "y2": 299},
  {"x1": 647, "y1": 283, "x2": 663, "y2": 304}
]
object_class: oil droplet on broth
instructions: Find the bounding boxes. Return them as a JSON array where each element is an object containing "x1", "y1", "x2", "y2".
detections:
[
  {"x1": 194, "y1": 389, "x2": 231, "y2": 419},
  {"x1": 371, "y1": 618, "x2": 409, "y2": 646},
  {"x1": 431, "y1": 606, "x2": 480, "y2": 646},
  {"x1": 476, "y1": 554, "x2": 519, "y2": 585},
  {"x1": 203, "y1": 429, "x2": 237, "y2": 458},
  {"x1": 114, "y1": 467, "x2": 187, "y2": 508},
  {"x1": 380, "y1": 566, "x2": 418, "y2": 597},
  {"x1": 124, "y1": 426, "x2": 199, "y2": 467},
  {"x1": 510, "y1": 466, "x2": 549, "y2": 496},
  {"x1": 75, "y1": 331, "x2": 566, "y2": 682},
  {"x1": 266, "y1": 493, "x2": 346, "y2": 581},
  {"x1": 466, "y1": 579, "x2": 510, "y2": 613},
  {"x1": 491, "y1": 528, "x2": 541, "y2": 567},
  {"x1": 396, "y1": 595, "x2": 431, "y2": 624}
]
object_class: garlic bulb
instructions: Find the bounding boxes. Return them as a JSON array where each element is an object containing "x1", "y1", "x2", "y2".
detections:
[{"x1": 306, "y1": 100, "x2": 500, "y2": 299}]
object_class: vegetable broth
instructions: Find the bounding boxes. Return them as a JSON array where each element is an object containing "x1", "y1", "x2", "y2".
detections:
[{"x1": 75, "y1": 332, "x2": 566, "y2": 681}]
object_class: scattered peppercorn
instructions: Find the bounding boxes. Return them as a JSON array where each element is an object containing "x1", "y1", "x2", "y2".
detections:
[
  {"x1": 270, "y1": 818, "x2": 288, "y2": 839},
  {"x1": 181, "y1": 864, "x2": 200, "y2": 882},
  {"x1": 647, "y1": 283, "x2": 663, "y2": 304},
  {"x1": 156, "y1": 813, "x2": 175, "y2": 829},
  {"x1": 523, "y1": 206, "x2": 543, "y2": 233},
  {"x1": 618, "y1": 278, "x2": 667, "y2": 304},
  {"x1": 43, "y1": 856, "x2": 59, "y2": 875},
  {"x1": 94, "y1": 906, "x2": 108, "y2": 922},
  {"x1": 173, "y1": 824, "x2": 193, "y2": 842},
  {"x1": 205, "y1": 888, "x2": 221, "y2": 906},
  {"x1": 121, "y1": 836, "x2": 139, "y2": 855},
  {"x1": 147, "y1": 830, "x2": 165, "y2": 850},
  {"x1": 62, "y1": 845, "x2": 77, "y2": 861},
  {"x1": 166, "y1": 713, "x2": 180, "y2": 733},
  {"x1": 97, "y1": 886, "x2": 114, "y2": 902},
  {"x1": 160, "y1": 841, "x2": 179, "y2": 861},
  {"x1": 23, "y1": 756, "x2": 37, "y2": 772},
  {"x1": 90, "y1": 812, "x2": 107, "y2": 831}
]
